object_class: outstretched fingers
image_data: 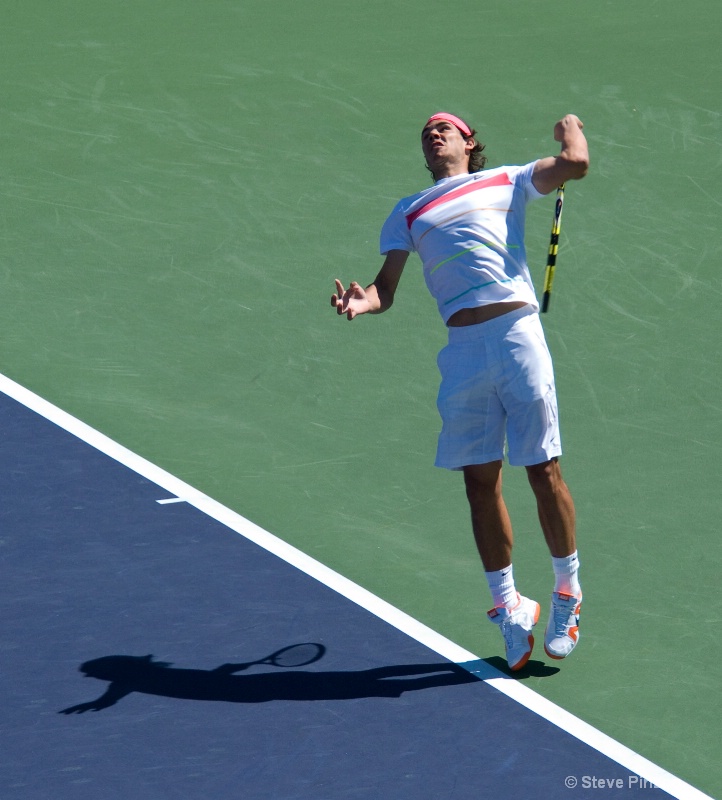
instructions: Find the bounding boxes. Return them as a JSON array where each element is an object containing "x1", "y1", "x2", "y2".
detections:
[
  {"x1": 332, "y1": 279, "x2": 365, "y2": 320},
  {"x1": 331, "y1": 279, "x2": 347, "y2": 314}
]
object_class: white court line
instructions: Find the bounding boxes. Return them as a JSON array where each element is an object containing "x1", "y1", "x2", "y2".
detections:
[{"x1": 0, "y1": 372, "x2": 712, "y2": 800}]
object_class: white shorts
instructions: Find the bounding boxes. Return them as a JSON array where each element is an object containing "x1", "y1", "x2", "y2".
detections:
[{"x1": 434, "y1": 305, "x2": 562, "y2": 470}]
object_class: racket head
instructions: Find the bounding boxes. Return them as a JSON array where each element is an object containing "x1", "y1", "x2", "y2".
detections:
[{"x1": 266, "y1": 643, "x2": 326, "y2": 668}]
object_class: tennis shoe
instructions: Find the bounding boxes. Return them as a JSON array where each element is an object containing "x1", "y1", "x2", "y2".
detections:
[
  {"x1": 544, "y1": 591, "x2": 582, "y2": 660},
  {"x1": 487, "y1": 594, "x2": 540, "y2": 671}
]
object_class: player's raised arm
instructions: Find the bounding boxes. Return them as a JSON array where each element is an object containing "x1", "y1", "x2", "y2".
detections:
[
  {"x1": 532, "y1": 114, "x2": 589, "y2": 196},
  {"x1": 331, "y1": 249, "x2": 409, "y2": 321}
]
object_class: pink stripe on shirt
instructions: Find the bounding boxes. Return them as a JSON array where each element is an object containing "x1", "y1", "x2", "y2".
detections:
[{"x1": 406, "y1": 172, "x2": 512, "y2": 229}]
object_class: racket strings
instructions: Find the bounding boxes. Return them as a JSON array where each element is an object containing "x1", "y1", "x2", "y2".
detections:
[{"x1": 268, "y1": 643, "x2": 325, "y2": 668}]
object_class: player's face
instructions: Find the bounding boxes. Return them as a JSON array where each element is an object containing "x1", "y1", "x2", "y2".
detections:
[{"x1": 421, "y1": 120, "x2": 473, "y2": 172}]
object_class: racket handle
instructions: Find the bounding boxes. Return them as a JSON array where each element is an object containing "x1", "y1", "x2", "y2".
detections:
[{"x1": 541, "y1": 184, "x2": 565, "y2": 314}]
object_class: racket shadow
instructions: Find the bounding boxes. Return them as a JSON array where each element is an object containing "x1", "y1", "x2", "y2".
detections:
[{"x1": 59, "y1": 649, "x2": 480, "y2": 714}]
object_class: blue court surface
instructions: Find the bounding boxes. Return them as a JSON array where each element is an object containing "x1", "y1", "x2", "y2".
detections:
[{"x1": 0, "y1": 378, "x2": 710, "y2": 800}]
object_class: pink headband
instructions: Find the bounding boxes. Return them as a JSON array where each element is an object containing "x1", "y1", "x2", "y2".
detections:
[{"x1": 425, "y1": 112, "x2": 473, "y2": 137}]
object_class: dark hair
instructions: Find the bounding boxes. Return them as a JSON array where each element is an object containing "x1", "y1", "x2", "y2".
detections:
[
  {"x1": 467, "y1": 129, "x2": 487, "y2": 173},
  {"x1": 425, "y1": 127, "x2": 487, "y2": 178}
]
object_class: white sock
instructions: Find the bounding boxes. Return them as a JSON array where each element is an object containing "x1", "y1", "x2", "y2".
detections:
[
  {"x1": 485, "y1": 565, "x2": 517, "y2": 610},
  {"x1": 552, "y1": 551, "x2": 581, "y2": 596}
]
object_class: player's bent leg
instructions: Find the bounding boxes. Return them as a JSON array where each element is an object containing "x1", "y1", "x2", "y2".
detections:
[
  {"x1": 464, "y1": 462, "x2": 541, "y2": 670},
  {"x1": 463, "y1": 461, "x2": 513, "y2": 572}
]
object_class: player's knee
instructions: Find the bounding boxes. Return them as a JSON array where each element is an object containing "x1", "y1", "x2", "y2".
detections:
[
  {"x1": 525, "y1": 458, "x2": 563, "y2": 496},
  {"x1": 463, "y1": 462, "x2": 503, "y2": 503}
]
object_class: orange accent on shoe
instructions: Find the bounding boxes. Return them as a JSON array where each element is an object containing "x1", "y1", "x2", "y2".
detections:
[
  {"x1": 510, "y1": 635, "x2": 534, "y2": 671},
  {"x1": 556, "y1": 591, "x2": 582, "y2": 610}
]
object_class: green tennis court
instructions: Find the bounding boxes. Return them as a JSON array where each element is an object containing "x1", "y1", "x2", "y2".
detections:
[{"x1": 2, "y1": 1, "x2": 720, "y2": 797}]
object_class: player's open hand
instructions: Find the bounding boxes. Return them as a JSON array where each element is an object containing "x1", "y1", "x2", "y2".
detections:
[{"x1": 331, "y1": 279, "x2": 371, "y2": 320}]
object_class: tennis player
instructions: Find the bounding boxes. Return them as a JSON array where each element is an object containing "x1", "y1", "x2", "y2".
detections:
[{"x1": 331, "y1": 112, "x2": 588, "y2": 671}]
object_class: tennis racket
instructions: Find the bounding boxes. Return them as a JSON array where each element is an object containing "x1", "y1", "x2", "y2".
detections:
[
  {"x1": 220, "y1": 643, "x2": 326, "y2": 672},
  {"x1": 541, "y1": 183, "x2": 565, "y2": 313}
]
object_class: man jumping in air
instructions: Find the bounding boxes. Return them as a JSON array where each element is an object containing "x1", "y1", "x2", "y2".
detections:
[{"x1": 331, "y1": 112, "x2": 589, "y2": 671}]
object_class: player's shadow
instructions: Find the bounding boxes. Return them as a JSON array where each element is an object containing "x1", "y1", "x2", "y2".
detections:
[
  {"x1": 59, "y1": 649, "x2": 481, "y2": 714},
  {"x1": 483, "y1": 656, "x2": 560, "y2": 679}
]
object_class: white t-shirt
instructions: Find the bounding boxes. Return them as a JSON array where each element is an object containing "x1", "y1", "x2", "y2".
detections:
[{"x1": 379, "y1": 162, "x2": 545, "y2": 323}]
